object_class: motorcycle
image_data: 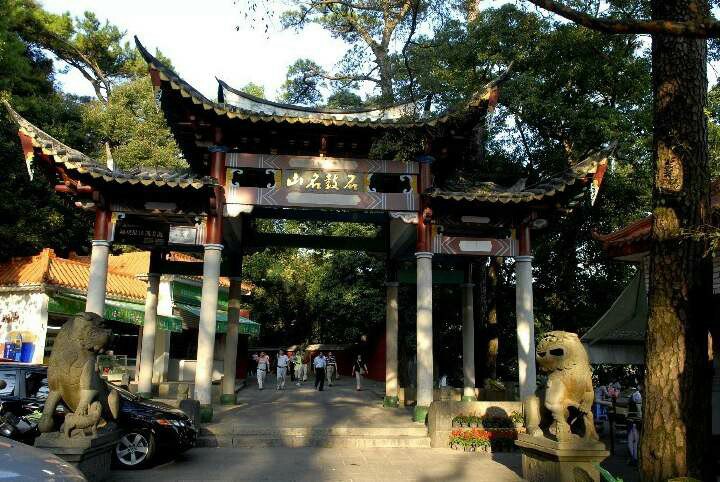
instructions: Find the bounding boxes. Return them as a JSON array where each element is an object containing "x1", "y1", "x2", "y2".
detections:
[{"x1": 0, "y1": 380, "x2": 39, "y2": 445}]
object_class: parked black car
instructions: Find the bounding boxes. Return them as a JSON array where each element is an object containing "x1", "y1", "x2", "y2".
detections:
[{"x1": 0, "y1": 362, "x2": 196, "y2": 469}]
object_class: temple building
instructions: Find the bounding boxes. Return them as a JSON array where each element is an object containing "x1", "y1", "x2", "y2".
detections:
[
  {"x1": 0, "y1": 248, "x2": 257, "y2": 397},
  {"x1": 4, "y1": 37, "x2": 609, "y2": 422}
]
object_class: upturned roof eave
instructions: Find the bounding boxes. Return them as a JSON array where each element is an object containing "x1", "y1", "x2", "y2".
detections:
[
  {"x1": 4, "y1": 101, "x2": 218, "y2": 192},
  {"x1": 135, "y1": 36, "x2": 506, "y2": 131},
  {"x1": 426, "y1": 147, "x2": 611, "y2": 207}
]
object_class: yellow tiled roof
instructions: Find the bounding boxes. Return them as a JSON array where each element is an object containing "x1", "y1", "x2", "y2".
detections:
[
  {"x1": 0, "y1": 249, "x2": 146, "y2": 301},
  {"x1": 1, "y1": 249, "x2": 253, "y2": 297}
]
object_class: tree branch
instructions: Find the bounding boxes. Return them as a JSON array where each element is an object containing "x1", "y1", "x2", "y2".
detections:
[
  {"x1": 402, "y1": 0, "x2": 421, "y2": 106},
  {"x1": 524, "y1": 0, "x2": 720, "y2": 38}
]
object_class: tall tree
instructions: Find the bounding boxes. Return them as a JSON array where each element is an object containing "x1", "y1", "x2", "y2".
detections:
[
  {"x1": 280, "y1": 0, "x2": 426, "y2": 102},
  {"x1": 16, "y1": 2, "x2": 134, "y2": 104},
  {"x1": 0, "y1": 0, "x2": 93, "y2": 259},
  {"x1": 523, "y1": 1, "x2": 715, "y2": 479}
]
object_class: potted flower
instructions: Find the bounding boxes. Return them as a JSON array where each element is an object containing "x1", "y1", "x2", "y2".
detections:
[
  {"x1": 452, "y1": 415, "x2": 466, "y2": 428},
  {"x1": 468, "y1": 415, "x2": 479, "y2": 428},
  {"x1": 510, "y1": 410, "x2": 525, "y2": 429}
]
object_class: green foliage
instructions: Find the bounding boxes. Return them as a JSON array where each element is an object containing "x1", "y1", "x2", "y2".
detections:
[
  {"x1": 242, "y1": 222, "x2": 385, "y2": 346},
  {"x1": 81, "y1": 77, "x2": 183, "y2": 170},
  {"x1": 240, "y1": 82, "x2": 265, "y2": 99},
  {"x1": 12, "y1": 1, "x2": 135, "y2": 101},
  {"x1": 0, "y1": 0, "x2": 92, "y2": 260},
  {"x1": 326, "y1": 89, "x2": 363, "y2": 109},
  {"x1": 279, "y1": 58, "x2": 325, "y2": 105}
]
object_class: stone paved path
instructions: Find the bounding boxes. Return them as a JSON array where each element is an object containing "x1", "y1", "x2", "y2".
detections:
[
  {"x1": 208, "y1": 378, "x2": 419, "y2": 431},
  {"x1": 111, "y1": 447, "x2": 524, "y2": 481},
  {"x1": 110, "y1": 377, "x2": 524, "y2": 480}
]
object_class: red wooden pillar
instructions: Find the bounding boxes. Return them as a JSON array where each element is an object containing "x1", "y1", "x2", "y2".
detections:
[{"x1": 86, "y1": 202, "x2": 112, "y2": 315}]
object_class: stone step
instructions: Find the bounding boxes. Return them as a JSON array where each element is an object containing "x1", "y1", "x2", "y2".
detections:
[
  {"x1": 201, "y1": 426, "x2": 428, "y2": 437},
  {"x1": 197, "y1": 434, "x2": 432, "y2": 449}
]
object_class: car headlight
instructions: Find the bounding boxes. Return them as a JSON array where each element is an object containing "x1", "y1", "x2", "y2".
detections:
[{"x1": 156, "y1": 418, "x2": 184, "y2": 427}]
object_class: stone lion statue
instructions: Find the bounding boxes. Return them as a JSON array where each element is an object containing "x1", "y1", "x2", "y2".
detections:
[
  {"x1": 524, "y1": 330, "x2": 598, "y2": 442},
  {"x1": 38, "y1": 312, "x2": 120, "y2": 435}
]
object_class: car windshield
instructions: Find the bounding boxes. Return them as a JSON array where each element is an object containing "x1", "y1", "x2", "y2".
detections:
[{"x1": 108, "y1": 383, "x2": 138, "y2": 401}]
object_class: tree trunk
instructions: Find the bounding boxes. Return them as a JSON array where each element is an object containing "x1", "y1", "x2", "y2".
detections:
[
  {"x1": 374, "y1": 48, "x2": 394, "y2": 103},
  {"x1": 641, "y1": 1, "x2": 713, "y2": 480},
  {"x1": 466, "y1": 0, "x2": 479, "y2": 23}
]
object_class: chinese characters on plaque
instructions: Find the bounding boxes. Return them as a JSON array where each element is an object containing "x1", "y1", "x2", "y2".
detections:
[{"x1": 284, "y1": 170, "x2": 362, "y2": 192}]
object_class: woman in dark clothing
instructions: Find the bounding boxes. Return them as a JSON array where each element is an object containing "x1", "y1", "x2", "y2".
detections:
[{"x1": 352, "y1": 355, "x2": 368, "y2": 391}]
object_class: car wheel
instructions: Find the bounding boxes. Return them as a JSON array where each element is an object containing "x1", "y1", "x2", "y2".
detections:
[{"x1": 114, "y1": 430, "x2": 155, "y2": 469}]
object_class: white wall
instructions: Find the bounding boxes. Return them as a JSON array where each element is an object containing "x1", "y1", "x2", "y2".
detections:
[{"x1": 0, "y1": 291, "x2": 48, "y2": 364}]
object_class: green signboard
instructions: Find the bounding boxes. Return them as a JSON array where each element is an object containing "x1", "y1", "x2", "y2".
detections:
[
  {"x1": 48, "y1": 292, "x2": 182, "y2": 332},
  {"x1": 171, "y1": 281, "x2": 229, "y2": 311},
  {"x1": 174, "y1": 303, "x2": 260, "y2": 336}
]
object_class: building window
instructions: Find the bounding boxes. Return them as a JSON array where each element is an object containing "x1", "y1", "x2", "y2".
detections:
[{"x1": 0, "y1": 371, "x2": 16, "y2": 396}]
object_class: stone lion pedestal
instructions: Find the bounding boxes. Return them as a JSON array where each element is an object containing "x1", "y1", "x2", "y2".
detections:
[
  {"x1": 35, "y1": 428, "x2": 121, "y2": 481},
  {"x1": 515, "y1": 433, "x2": 609, "y2": 482}
]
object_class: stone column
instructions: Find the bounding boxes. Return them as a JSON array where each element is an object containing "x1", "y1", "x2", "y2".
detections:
[
  {"x1": 221, "y1": 278, "x2": 243, "y2": 405},
  {"x1": 415, "y1": 251, "x2": 433, "y2": 422},
  {"x1": 712, "y1": 349, "x2": 720, "y2": 438},
  {"x1": 152, "y1": 330, "x2": 170, "y2": 384},
  {"x1": 515, "y1": 255, "x2": 537, "y2": 402},
  {"x1": 194, "y1": 244, "x2": 223, "y2": 420},
  {"x1": 461, "y1": 282, "x2": 476, "y2": 401},
  {"x1": 384, "y1": 281, "x2": 400, "y2": 408},
  {"x1": 137, "y1": 273, "x2": 160, "y2": 398},
  {"x1": 85, "y1": 240, "x2": 110, "y2": 315}
]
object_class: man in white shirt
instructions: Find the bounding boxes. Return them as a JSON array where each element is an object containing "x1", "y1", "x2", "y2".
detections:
[
  {"x1": 313, "y1": 352, "x2": 327, "y2": 391},
  {"x1": 276, "y1": 349, "x2": 289, "y2": 390}
]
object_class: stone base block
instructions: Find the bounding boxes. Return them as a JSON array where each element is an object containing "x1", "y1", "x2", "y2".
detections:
[
  {"x1": 35, "y1": 428, "x2": 120, "y2": 482},
  {"x1": 220, "y1": 393, "x2": 236, "y2": 405},
  {"x1": 461, "y1": 395, "x2": 476, "y2": 402},
  {"x1": 383, "y1": 396, "x2": 399, "y2": 408},
  {"x1": 515, "y1": 433, "x2": 609, "y2": 482}
]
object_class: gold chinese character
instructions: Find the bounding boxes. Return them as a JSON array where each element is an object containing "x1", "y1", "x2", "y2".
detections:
[
  {"x1": 343, "y1": 174, "x2": 359, "y2": 191},
  {"x1": 325, "y1": 173, "x2": 340, "y2": 190},
  {"x1": 286, "y1": 172, "x2": 304, "y2": 187},
  {"x1": 306, "y1": 173, "x2": 321, "y2": 189}
]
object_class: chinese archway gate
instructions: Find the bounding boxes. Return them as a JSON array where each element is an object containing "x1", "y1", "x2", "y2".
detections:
[{"x1": 6, "y1": 37, "x2": 609, "y2": 422}]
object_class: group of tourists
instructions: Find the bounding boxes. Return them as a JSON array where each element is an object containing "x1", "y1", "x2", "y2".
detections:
[
  {"x1": 250, "y1": 350, "x2": 369, "y2": 392},
  {"x1": 593, "y1": 380, "x2": 643, "y2": 467}
]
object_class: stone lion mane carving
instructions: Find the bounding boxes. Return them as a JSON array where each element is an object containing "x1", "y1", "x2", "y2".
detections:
[
  {"x1": 38, "y1": 312, "x2": 120, "y2": 436},
  {"x1": 524, "y1": 330, "x2": 598, "y2": 442}
]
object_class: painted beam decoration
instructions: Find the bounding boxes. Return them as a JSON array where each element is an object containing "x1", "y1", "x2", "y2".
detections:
[
  {"x1": 432, "y1": 234, "x2": 518, "y2": 257},
  {"x1": 225, "y1": 153, "x2": 419, "y2": 212}
]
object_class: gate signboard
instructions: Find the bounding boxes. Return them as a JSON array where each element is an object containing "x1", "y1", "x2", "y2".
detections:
[
  {"x1": 225, "y1": 153, "x2": 419, "y2": 212},
  {"x1": 115, "y1": 215, "x2": 169, "y2": 247}
]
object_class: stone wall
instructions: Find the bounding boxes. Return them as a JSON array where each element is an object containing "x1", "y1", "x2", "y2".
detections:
[{"x1": 427, "y1": 400, "x2": 522, "y2": 448}]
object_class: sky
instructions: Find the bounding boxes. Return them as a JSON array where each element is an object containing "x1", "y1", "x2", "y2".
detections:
[{"x1": 40, "y1": 0, "x2": 350, "y2": 101}]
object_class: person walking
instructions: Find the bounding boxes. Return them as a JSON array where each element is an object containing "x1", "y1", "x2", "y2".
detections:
[
  {"x1": 352, "y1": 355, "x2": 368, "y2": 391},
  {"x1": 256, "y1": 351, "x2": 270, "y2": 390},
  {"x1": 276, "y1": 349, "x2": 289, "y2": 390},
  {"x1": 288, "y1": 351, "x2": 296, "y2": 382},
  {"x1": 313, "y1": 352, "x2": 327, "y2": 391},
  {"x1": 301, "y1": 350, "x2": 311, "y2": 382},
  {"x1": 294, "y1": 351, "x2": 304, "y2": 386},
  {"x1": 250, "y1": 352, "x2": 259, "y2": 378},
  {"x1": 326, "y1": 351, "x2": 338, "y2": 386}
]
